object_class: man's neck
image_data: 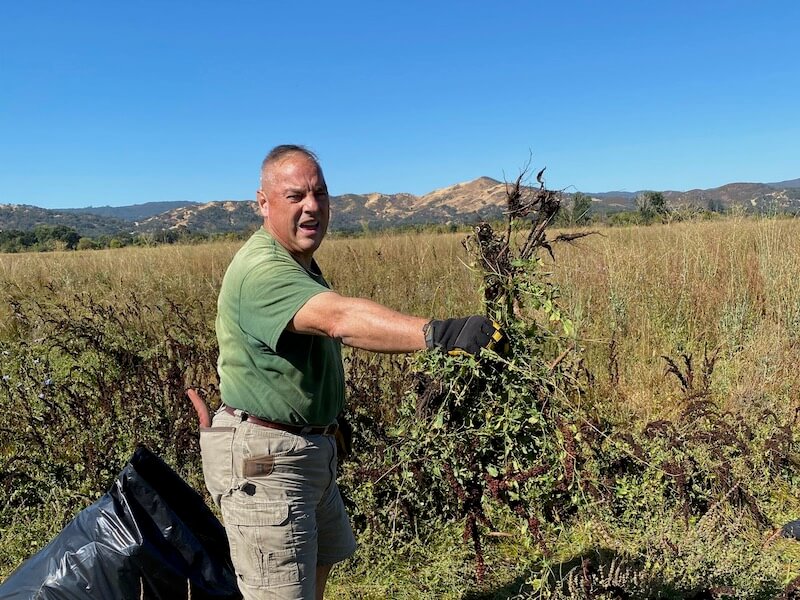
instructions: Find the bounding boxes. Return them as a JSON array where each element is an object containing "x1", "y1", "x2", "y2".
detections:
[{"x1": 260, "y1": 226, "x2": 317, "y2": 273}]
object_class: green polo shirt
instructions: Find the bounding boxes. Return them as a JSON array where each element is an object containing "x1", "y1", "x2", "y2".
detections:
[{"x1": 216, "y1": 228, "x2": 344, "y2": 425}]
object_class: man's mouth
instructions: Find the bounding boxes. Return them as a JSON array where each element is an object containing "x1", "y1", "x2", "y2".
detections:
[{"x1": 299, "y1": 220, "x2": 319, "y2": 232}]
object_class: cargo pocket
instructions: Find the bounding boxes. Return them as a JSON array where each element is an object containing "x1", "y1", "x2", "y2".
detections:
[
  {"x1": 222, "y1": 494, "x2": 299, "y2": 589},
  {"x1": 199, "y1": 426, "x2": 235, "y2": 507}
]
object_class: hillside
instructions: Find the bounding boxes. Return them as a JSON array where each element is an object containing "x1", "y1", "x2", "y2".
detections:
[
  {"x1": 62, "y1": 201, "x2": 200, "y2": 221},
  {"x1": 2, "y1": 176, "x2": 800, "y2": 237},
  {"x1": 136, "y1": 201, "x2": 259, "y2": 234},
  {"x1": 769, "y1": 178, "x2": 800, "y2": 188},
  {"x1": 0, "y1": 204, "x2": 135, "y2": 236}
]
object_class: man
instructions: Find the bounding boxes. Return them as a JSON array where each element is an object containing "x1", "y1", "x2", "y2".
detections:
[{"x1": 200, "y1": 145, "x2": 503, "y2": 600}]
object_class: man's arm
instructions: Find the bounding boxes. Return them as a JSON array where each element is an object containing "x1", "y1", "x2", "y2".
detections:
[{"x1": 288, "y1": 291, "x2": 428, "y2": 353}]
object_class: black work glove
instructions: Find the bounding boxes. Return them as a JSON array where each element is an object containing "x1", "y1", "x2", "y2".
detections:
[{"x1": 424, "y1": 316, "x2": 507, "y2": 357}]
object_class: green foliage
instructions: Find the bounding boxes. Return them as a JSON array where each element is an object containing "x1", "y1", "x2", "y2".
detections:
[
  {"x1": 605, "y1": 210, "x2": 641, "y2": 227},
  {"x1": 0, "y1": 225, "x2": 81, "y2": 253},
  {"x1": 636, "y1": 190, "x2": 668, "y2": 223},
  {"x1": 556, "y1": 192, "x2": 593, "y2": 226},
  {"x1": 76, "y1": 237, "x2": 96, "y2": 250},
  {"x1": 0, "y1": 225, "x2": 257, "y2": 254}
]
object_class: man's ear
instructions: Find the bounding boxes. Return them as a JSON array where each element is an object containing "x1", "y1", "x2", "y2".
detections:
[{"x1": 257, "y1": 189, "x2": 268, "y2": 219}]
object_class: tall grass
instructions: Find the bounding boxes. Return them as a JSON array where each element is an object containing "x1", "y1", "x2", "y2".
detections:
[{"x1": 547, "y1": 218, "x2": 800, "y2": 421}]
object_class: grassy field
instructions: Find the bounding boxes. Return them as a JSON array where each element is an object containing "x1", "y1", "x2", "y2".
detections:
[
  {"x1": 2, "y1": 216, "x2": 800, "y2": 597},
  {"x1": 550, "y1": 218, "x2": 800, "y2": 417}
]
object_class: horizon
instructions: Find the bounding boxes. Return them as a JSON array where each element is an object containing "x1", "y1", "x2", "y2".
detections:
[
  {"x1": 4, "y1": 173, "x2": 800, "y2": 212},
  {"x1": 2, "y1": 1, "x2": 799, "y2": 209}
]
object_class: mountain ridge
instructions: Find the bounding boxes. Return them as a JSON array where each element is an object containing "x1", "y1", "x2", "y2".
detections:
[{"x1": 2, "y1": 176, "x2": 799, "y2": 237}]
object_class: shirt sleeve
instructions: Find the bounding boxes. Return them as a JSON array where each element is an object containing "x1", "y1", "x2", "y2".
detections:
[{"x1": 238, "y1": 258, "x2": 331, "y2": 351}]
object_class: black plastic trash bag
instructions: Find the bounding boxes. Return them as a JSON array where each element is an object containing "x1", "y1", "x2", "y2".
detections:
[
  {"x1": 0, "y1": 446, "x2": 241, "y2": 600},
  {"x1": 782, "y1": 519, "x2": 800, "y2": 539}
]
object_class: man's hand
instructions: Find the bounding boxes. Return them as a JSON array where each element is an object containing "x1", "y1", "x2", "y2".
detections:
[{"x1": 424, "y1": 316, "x2": 507, "y2": 357}]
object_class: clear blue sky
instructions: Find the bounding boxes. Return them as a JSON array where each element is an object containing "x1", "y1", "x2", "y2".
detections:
[{"x1": 2, "y1": 1, "x2": 798, "y2": 209}]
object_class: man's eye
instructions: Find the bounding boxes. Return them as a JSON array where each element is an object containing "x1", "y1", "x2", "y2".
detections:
[{"x1": 287, "y1": 194, "x2": 302, "y2": 202}]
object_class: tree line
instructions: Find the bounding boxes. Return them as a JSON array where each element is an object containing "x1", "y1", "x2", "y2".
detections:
[
  {"x1": 0, "y1": 225, "x2": 253, "y2": 253},
  {"x1": 556, "y1": 190, "x2": 774, "y2": 227}
]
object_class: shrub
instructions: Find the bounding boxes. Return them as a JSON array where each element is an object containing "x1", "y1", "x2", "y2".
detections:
[{"x1": 0, "y1": 286, "x2": 218, "y2": 573}]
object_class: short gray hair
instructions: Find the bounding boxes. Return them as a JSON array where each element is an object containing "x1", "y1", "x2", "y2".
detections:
[{"x1": 260, "y1": 144, "x2": 320, "y2": 187}]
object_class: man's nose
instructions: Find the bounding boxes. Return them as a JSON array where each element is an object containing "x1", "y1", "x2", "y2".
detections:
[{"x1": 302, "y1": 193, "x2": 321, "y2": 212}]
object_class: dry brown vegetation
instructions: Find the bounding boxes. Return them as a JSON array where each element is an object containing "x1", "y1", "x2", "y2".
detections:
[{"x1": 547, "y1": 218, "x2": 800, "y2": 423}]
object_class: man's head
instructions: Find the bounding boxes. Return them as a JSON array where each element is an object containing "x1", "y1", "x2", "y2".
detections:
[{"x1": 257, "y1": 145, "x2": 330, "y2": 269}]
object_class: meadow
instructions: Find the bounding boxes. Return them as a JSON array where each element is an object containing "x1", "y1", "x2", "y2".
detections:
[{"x1": 2, "y1": 215, "x2": 800, "y2": 598}]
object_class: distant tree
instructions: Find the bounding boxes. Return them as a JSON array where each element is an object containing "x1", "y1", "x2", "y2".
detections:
[
  {"x1": 152, "y1": 229, "x2": 179, "y2": 244},
  {"x1": 33, "y1": 225, "x2": 80, "y2": 250},
  {"x1": 706, "y1": 197, "x2": 724, "y2": 213},
  {"x1": 607, "y1": 210, "x2": 639, "y2": 227},
  {"x1": 572, "y1": 192, "x2": 593, "y2": 225},
  {"x1": 1, "y1": 229, "x2": 37, "y2": 251},
  {"x1": 174, "y1": 224, "x2": 191, "y2": 240},
  {"x1": 555, "y1": 192, "x2": 593, "y2": 226},
  {"x1": 571, "y1": 192, "x2": 593, "y2": 225},
  {"x1": 77, "y1": 237, "x2": 96, "y2": 250},
  {"x1": 636, "y1": 191, "x2": 668, "y2": 223},
  {"x1": 133, "y1": 234, "x2": 152, "y2": 246},
  {"x1": 33, "y1": 225, "x2": 54, "y2": 244},
  {"x1": 94, "y1": 235, "x2": 112, "y2": 248}
]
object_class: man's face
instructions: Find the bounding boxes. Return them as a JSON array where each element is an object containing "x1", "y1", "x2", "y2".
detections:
[{"x1": 258, "y1": 153, "x2": 330, "y2": 268}]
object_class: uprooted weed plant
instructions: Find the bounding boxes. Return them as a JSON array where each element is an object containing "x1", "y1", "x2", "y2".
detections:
[{"x1": 336, "y1": 169, "x2": 609, "y2": 590}]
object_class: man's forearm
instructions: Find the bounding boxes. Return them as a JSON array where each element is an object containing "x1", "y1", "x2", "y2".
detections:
[
  {"x1": 330, "y1": 297, "x2": 428, "y2": 352},
  {"x1": 290, "y1": 292, "x2": 428, "y2": 353}
]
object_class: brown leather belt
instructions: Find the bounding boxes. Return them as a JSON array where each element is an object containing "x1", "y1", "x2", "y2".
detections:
[{"x1": 223, "y1": 406, "x2": 338, "y2": 436}]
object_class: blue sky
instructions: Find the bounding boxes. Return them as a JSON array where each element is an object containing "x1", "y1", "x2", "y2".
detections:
[{"x1": 1, "y1": 1, "x2": 798, "y2": 209}]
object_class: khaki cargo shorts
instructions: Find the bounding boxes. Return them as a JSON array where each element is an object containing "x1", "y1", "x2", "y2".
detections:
[{"x1": 200, "y1": 407, "x2": 356, "y2": 599}]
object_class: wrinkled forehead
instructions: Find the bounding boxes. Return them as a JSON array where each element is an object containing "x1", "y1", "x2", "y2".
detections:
[{"x1": 261, "y1": 153, "x2": 325, "y2": 190}]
